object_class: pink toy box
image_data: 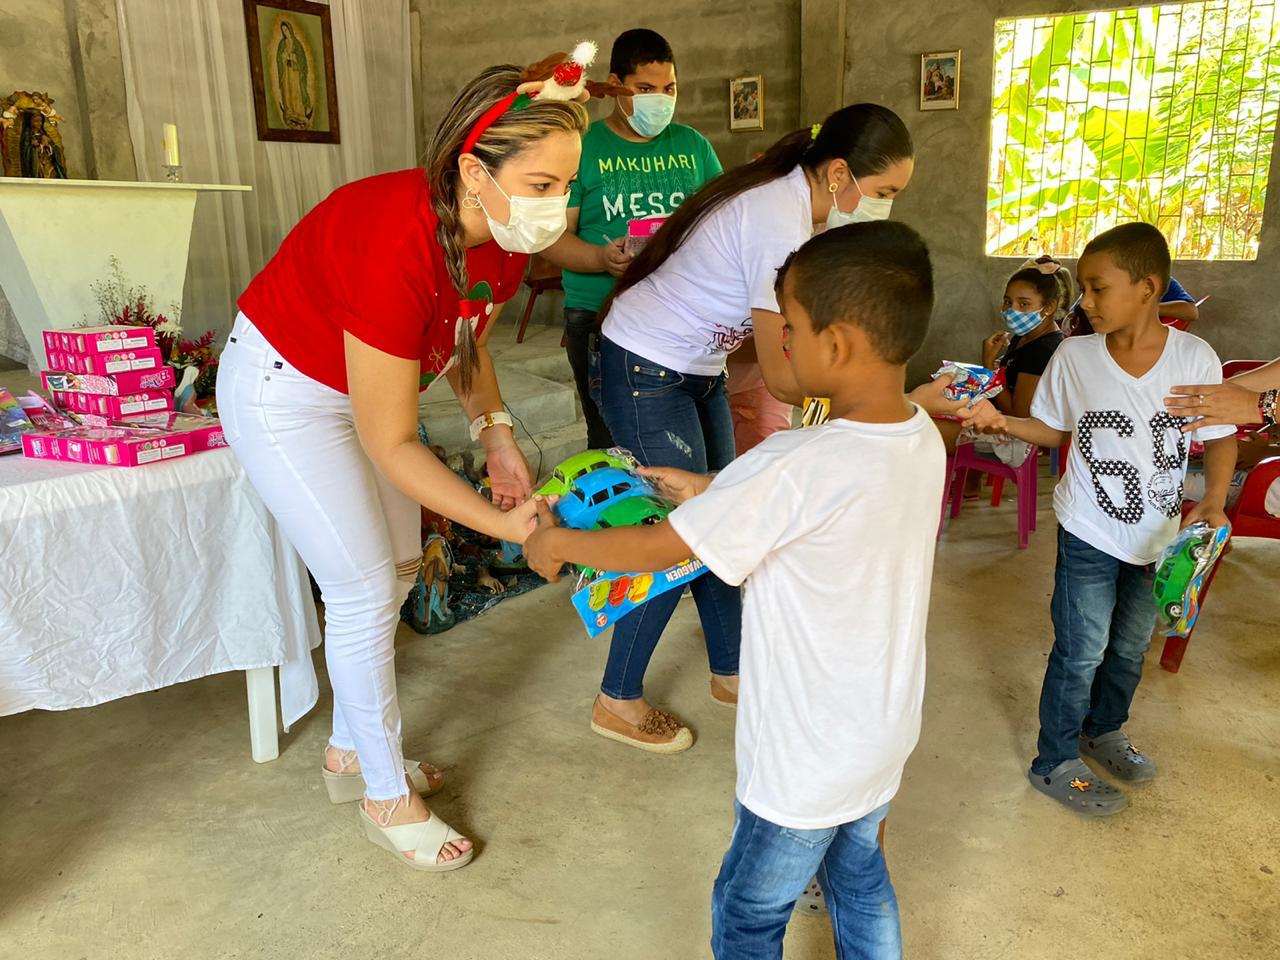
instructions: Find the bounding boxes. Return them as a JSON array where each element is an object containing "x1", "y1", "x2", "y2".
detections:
[
  {"x1": 625, "y1": 216, "x2": 668, "y2": 256},
  {"x1": 48, "y1": 347, "x2": 164, "y2": 377},
  {"x1": 43, "y1": 325, "x2": 157, "y2": 356},
  {"x1": 42, "y1": 366, "x2": 177, "y2": 396},
  {"x1": 21, "y1": 414, "x2": 227, "y2": 467},
  {"x1": 52, "y1": 389, "x2": 174, "y2": 419}
]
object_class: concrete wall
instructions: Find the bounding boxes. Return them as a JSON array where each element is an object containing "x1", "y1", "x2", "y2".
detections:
[
  {"x1": 837, "y1": 0, "x2": 1280, "y2": 383},
  {"x1": 0, "y1": 0, "x2": 134, "y2": 180},
  {"x1": 410, "y1": 2, "x2": 802, "y2": 172},
  {"x1": 408, "y1": 2, "x2": 801, "y2": 328}
]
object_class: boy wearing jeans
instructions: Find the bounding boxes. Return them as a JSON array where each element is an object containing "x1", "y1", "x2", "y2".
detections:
[
  {"x1": 524, "y1": 222, "x2": 946, "y2": 959},
  {"x1": 971, "y1": 223, "x2": 1236, "y2": 814}
]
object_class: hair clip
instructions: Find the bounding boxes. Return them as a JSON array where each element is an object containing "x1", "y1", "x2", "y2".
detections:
[
  {"x1": 1021, "y1": 257, "x2": 1061, "y2": 275},
  {"x1": 810, "y1": 123, "x2": 822, "y2": 141}
]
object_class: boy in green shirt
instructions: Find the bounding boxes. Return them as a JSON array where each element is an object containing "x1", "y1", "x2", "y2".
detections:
[{"x1": 542, "y1": 28, "x2": 722, "y2": 448}]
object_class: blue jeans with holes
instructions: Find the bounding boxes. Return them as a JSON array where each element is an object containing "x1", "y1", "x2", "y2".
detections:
[
  {"x1": 712, "y1": 802, "x2": 900, "y2": 960},
  {"x1": 596, "y1": 336, "x2": 741, "y2": 699},
  {"x1": 1031, "y1": 526, "x2": 1158, "y2": 776}
]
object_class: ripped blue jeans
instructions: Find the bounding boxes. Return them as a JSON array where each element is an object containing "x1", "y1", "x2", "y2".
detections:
[{"x1": 595, "y1": 336, "x2": 741, "y2": 699}]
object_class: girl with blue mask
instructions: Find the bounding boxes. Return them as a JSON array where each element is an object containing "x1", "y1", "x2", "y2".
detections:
[
  {"x1": 927, "y1": 256, "x2": 1072, "y2": 475},
  {"x1": 980, "y1": 256, "x2": 1071, "y2": 418}
]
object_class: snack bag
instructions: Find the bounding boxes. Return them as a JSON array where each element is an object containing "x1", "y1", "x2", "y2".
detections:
[
  {"x1": 930, "y1": 361, "x2": 1005, "y2": 420},
  {"x1": 1152, "y1": 521, "x2": 1231, "y2": 637}
]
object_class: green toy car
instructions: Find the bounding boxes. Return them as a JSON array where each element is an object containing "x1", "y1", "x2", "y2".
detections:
[
  {"x1": 537, "y1": 448, "x2": 638, "y2": 498},
  {"x1": 1152, "y1": 522, "x2": 1230, "y2": 632},
  {"x1": 573, "y1": 495, "x2": 674, "y2": 583},
  {"x1": 595, "y1": 494, "x2": 672, "y2": 529}
]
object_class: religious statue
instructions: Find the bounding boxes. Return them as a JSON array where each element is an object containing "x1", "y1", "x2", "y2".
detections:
[
  {"x1": 275, "y1": 21, "x2": 314, "y2": 130},
  {"x1": 0, "y1": 92, "x2": 68, "y2": 179}
]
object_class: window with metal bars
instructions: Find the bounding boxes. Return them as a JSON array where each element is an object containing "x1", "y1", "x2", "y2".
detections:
[{"x1": 987, "y1": 1, "x2": 1280, "y2": 261}]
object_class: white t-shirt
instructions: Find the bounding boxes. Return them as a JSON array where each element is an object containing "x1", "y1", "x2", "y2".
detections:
[
  {"x1": 1031, "y1": 329, "x2": 1236, "y2": 564},
  {"x1": 602, "y1": 165, "x2": 813, "y2": 376},
  {"x1": 669, "y1": 408, "x2": 945, "y2": 829}
]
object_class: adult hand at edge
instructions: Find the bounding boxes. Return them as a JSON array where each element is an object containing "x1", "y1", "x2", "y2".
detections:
[{"x1": 1164, "y1": 382, "x2": 1262, "y2": 432}]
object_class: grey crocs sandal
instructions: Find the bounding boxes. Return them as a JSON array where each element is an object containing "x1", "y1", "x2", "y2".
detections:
[
  {"x1": 1029, "y1": 759, "x2": 1128, "y2": 816},
  {"x1": 1080, "y1": 730, "x2": 1158, "y2": 782}
]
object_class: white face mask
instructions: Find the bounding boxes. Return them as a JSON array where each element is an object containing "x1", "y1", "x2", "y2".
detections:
[
  {"x1": 478, "y1": 163, "x2": 569, "y2": 254},
  {"x1": 826, "y1": 174, "x2": 894, "y2": 229},
  {"x1": 625, "y1": 93, "x2": 676, "y2": 138}
]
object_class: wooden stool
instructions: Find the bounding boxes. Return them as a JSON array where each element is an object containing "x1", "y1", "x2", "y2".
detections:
[{"x1": 515, "y1": 254, "x2": 563, "y2": 343}]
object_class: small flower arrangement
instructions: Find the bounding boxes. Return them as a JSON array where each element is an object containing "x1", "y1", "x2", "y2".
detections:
[{"x1": 83, "y1": 257, "x2": 221, "y2": 413}]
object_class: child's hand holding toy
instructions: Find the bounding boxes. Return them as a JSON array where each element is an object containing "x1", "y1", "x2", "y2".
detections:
[
  {"x1": 525, "y1": 498, "x2": 566, "y2": 581},
  {"x1": 637, "y1": 466, "x2": 711, "y2": 505},
  {"x1": 1181, "y1": 498, "x2": 1230, "y2": 532}
]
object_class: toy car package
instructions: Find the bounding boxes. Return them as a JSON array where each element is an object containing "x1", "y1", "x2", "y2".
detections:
[
  {"x1": 930, "y1": 361, "x2": 1006, "y2": 420},
  {"x1": 543, "y1": 448, "x2": 707, "y2": 637},
  {"x1": 1152, "y1": 521, "x2": 1231, "y2": 637}
]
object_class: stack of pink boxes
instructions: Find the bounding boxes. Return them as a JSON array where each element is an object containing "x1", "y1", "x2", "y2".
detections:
[{"x1": 22, "y1": 326, "x2": 227, "y2": 467}]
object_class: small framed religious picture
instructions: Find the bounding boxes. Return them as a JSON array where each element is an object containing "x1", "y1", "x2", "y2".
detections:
[
  {"x1": 729, "y1": 75, "x2": 765, "y2": 132},
  {"x1": 920, "y1": 51, "x2": 961, "y2": 111},
  {"x1": 243, "y1": 0, "x2": 341, "y2": 143}
]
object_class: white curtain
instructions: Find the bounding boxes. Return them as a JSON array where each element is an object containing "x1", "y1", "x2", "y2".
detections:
[{"x1": 115, "y1": 0, "x2": 414, "y2": 341}]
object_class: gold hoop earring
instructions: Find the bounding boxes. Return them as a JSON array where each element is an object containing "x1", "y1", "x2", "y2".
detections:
[
  {"x1": 462, "y1": 189, "x2": 482, "y2": 210},
  {"x1": 828, "y1": 182, "x2": 838, "y2": 194}
]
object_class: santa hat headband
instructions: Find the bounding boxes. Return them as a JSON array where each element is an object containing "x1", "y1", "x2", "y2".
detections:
[{"x1": 461, "y1": 41, "x2": 627, "y2": 156}]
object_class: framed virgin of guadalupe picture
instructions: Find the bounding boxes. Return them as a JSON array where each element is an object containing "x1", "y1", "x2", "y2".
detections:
[{"x1": 243, "y1": 0, "x2": 341, "y2": 143}]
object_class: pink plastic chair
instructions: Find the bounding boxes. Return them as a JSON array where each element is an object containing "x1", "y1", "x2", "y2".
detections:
[{"x1": 941, "y1": 443, "x2": 1040, "y2": 548}]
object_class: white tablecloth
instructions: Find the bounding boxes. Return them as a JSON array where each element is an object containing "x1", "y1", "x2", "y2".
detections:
[{"x1": 0, "y1": 448, "x2": 321, "y2": 727}]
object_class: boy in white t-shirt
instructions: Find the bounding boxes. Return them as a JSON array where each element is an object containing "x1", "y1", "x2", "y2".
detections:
[
  {"x1": 524, "y1": 221, "x2": 945, "y2": 960},
  {"x1": 968, "y1": 223, "x2": 1237, "y2": 816}
]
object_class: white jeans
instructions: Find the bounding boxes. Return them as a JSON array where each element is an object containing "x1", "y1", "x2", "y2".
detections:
[{"x1": 217, "y1": 313, "x2": 420, "y2": 799}]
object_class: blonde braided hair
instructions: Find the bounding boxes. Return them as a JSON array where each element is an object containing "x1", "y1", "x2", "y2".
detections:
[{"x1": 424, "y1": 64, "x2": 588, "y2": 392}]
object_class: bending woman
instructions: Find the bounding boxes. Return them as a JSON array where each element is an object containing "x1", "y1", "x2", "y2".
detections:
[{"x1": 219, "y1": 62, "x2": 588, "y2": 870}]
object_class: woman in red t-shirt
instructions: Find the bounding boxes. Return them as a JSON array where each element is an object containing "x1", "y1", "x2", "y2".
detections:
[{"x1": 217, "y1": 62, "x2": 589, "y2": 871}]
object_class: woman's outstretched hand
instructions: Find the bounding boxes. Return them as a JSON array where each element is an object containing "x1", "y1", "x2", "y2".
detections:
[
  {"x1": 524, "y1": 499, "x2": 566, "y2": 581},
  {"x1": 485, "y1": 432, "x2": 534, "y2": 510},
  {"x1": 1164, "y1": 382, "x2": 1262, "y2": 432}
]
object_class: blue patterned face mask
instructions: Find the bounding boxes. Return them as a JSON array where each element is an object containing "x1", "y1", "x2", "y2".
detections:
[{"x1": 1003, "y1": 307, "x2": 1043, "y2": 335}]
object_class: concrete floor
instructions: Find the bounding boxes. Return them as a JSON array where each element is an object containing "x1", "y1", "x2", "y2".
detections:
[{"x1": 2, "y1": 477, "x2": 1277, "y2": 960}]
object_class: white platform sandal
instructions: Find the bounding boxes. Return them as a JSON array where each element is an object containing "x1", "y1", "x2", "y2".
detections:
[
  {"x1": 321, "y1": 751, "x2": 444, "y2": 804},
  {"x1": 358, "y1": 797, "x2": 474, "y2": 872}
]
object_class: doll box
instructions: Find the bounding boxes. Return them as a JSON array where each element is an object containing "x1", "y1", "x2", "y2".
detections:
[
  {"x1": 43, "y1": 326, "x2": 157, "y2": 356},
  {"x1": 42, "y1": 366, "x2": 177, "y2": 397}
]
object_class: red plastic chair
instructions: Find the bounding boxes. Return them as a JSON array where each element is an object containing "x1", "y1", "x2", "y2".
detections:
[
  {"x1": 941, "y1": 443, "x2": 1040, "y2": 548},
  {"x1": 1159, "y1": 456, "x2": 1280, "y2": 672},
  {"x1": 1221, "y1": 359, "x2": 1268, "y2": 380}
]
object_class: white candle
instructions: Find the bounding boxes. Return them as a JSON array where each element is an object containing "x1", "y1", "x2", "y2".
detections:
[{"x1": 162, "y1": 123, "x2": 180, "y2": 167}]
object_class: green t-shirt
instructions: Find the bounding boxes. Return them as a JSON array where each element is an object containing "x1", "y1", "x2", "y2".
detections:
[{"x1": 563, "y1": 119, "x2": 722, "y2": 313}]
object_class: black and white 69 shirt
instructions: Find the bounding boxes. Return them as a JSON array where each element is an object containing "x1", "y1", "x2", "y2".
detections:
[{"x1": 1031, "y1": 329, "x2": 1236, "y2": 564}]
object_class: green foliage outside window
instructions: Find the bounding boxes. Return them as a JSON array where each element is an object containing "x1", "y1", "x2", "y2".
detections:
[{"x1": 988, "y1": 2, "x2": 1280, "y2": 260}]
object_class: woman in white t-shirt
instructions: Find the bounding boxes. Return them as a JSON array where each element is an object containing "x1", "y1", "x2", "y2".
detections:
[{"x1": 584, "y1": 104, "x2": 917, "y2": 752}]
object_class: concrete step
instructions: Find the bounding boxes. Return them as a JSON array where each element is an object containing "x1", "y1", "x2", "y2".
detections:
[
  {"x1": 420, "y1": 368, "x2": 581, "y2": 453},
  {"x1": 418, "y1": 321, "x2": 586, "y2": 481}
]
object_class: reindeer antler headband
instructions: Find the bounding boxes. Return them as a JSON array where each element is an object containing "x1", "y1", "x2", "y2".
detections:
[{"x1": 460, "y1": 41, "x2": 630, "y2": 156}]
